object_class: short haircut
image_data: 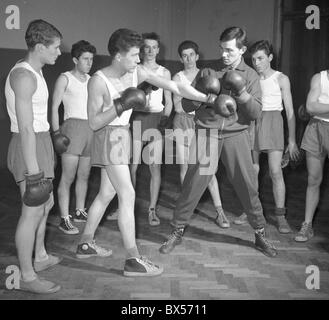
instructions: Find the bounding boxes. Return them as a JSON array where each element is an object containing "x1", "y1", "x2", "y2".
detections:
[
  {"x1": 249, "y1": 40, "x2": 273, "y2": 57},
  {"x1": 25, "y1": 19, "x2": 62, "y2": 50},
  {"x1": 107, "y1": 28, "x2": 142, "y2": 57},
  {"x1": 142, "y1": 32, "x2": 160, "y2": 45},
  {"x1": 219, "y1": 26, "x2": 247, "y2": 49},
  {"x1": 71, "y1": 40, "x2": 96, "y2": 59},
  {"x1": 177, "y1": 40, "x2": 199, "y2": 57}
]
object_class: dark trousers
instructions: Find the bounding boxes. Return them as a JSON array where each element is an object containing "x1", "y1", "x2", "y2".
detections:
[{"x1": 172, "y1": 130, "x2": 266, "y2": 230}]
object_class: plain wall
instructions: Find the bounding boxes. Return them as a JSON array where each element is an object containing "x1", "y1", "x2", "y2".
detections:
[{"x1": 0, "y1": 0, "x2": 277, "y2": 167}]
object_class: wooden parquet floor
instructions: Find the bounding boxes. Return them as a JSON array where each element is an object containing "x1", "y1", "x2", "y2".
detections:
[{"x1": 0, "y1": 158, "x2": 329, "y2": 300}]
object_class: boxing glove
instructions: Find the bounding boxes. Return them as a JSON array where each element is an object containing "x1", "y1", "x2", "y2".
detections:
[
  {"x1": 298, "y1": 104, "x2": 311, "y2": 122},
  {"x1": 222, "y1": 70, "x2": 246, "y2": 96},
  {"x1": 23, "y1": 171, "x2": 53, "y2": 207},
  {"x1": 52, "y1": 130, "x2": 70, "y2": 155},
  {"x1": 213, "y1": 94, "x2": 237, "y2": 117},
  {"x1": 114, "y1": 87, "x2": 146, "y2": 117},
  {"x1": 195, "y1": 75, "x2": 221, "y2": 95},
  {"x1": 137, "y1": 81, "x2": 159, "y2": 95}
]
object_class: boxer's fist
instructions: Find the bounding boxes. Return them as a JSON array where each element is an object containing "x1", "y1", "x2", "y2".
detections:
[
  {"x1": 114, "y1": 87, "x2": 146, "y2": 117},
  {"x1": 195, "y1": 76, "x2": 221, "y2": 95},
  {"x1": 52, "y1": 130, "x2": 70, "y2": 155},
  {"x1": 222, "y1": 70, "x2": 246, "y2": 96},
  {"x1": 213, "y1": 94, "x2": 237, "y2": 117},
  {"x1": 137, "y1": 81, "x2": 159, "y2": 95},
  {"x1": 298, "y1": 104, "x2": 311, "y2": 122},
  {"x1": 23, "y1": 171, "x2": 53, "y2": 207}
]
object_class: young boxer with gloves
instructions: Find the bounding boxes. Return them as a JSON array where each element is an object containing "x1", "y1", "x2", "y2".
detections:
[
  {"x1": 172, "y1": 40, "x2": 230, "y2": 228},
  {"x1": 51, "y1": 40, "x2": 96, "y2": 234},
  {"x1": 236, "y1": 40, "x2": 299, "y2": 233},
  {"x1": 76, "y1": 28, "x2": 211, "y2": 277},
  {"x1": 159, "y1": 27, "x2": 278, "y2": 258},
  {"x1": 5, "y1": 19, "x2": 62, "y2": 293},
  {"x1": 130, "y1": 32, "x2": 173, "y2": 226}
]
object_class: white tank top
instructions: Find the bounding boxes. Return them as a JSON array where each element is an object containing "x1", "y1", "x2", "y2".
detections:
[
  {"x1": 5, "y1": 61, "x2": 49, "y2": 133},
  {"x1": 177, "y1": 71, "x2": 195, "y2": 115},
  {"x1": 95, "y1": 68, "x2": 138, "y2": 126},
  {"x1": 146, "y1": 65, "x2": 166, "y2": 113},
  {"x1": 314, "y1": 70, "x2": 329, "y2": 122},
  {"x1": 62, "y1": 71, "x2": 90, "y2": 120},
  {"x1": 260, "y1": 71, "x2": 283, "y2": 111}
]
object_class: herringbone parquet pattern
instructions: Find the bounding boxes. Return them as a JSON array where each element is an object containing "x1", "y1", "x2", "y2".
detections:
[{"x1": 0, "y1": 159, "x2": 329, "y2": 300}]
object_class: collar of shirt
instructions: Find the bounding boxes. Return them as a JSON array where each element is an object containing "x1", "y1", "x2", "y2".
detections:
[{"x1": 218, "y1": 57, "x2": 247, "y2": 73}]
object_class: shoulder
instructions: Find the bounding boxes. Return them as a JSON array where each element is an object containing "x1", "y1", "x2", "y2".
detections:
[
  {"x1": 172, "y1": 72, "x2": 181, "y2": 81},
  {"x1": 310, "y1": 73, "x2": 321, "y2": 88},
  {"x1": 244, "y1": 63, "x2": 259, "y2": 81},
  {"x1": 10, "y1": 67, "x2": 36, "y2": 91},
  {"x1": 277, "y1": 72, "x2": 290, "y2": 86}
]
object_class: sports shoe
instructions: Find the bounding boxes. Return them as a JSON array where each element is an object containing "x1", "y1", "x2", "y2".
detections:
[
  {"x1": 214, "y1": 206, "x2": 230, "y2": 228},
  {"x1": 233, "y1": 212, "x2": 248, "y2": 225},
  {"x1": 148, "y1": 208, "x2": 160, "y2": 226},
  {"x1": 76, "y1": 240, "x2": 112, "y2": 259},
  {"x1": 34, "y1": 254, "x2": 63, "y2": 272},
  {"x1": 106, "y1": 208, "x2": 120, "y2": 221},
  {"x1": 276, "y1": 215, "x2": 292, "y2": 234},
  {"x1": 254, "y1": 228, "x2": 278, "y2": 257},
  {"x1": 72, "y1": 208, "x2": 88, "y2": 222},
  {"x1": 123, "y1": 256, "x2": 163, "y2": 277},
  {"x1": 295, "y1": 222, "x2": 314, "y2": 242},
  {"x1": 19, "y1": 276, "x2": 61, "y2": 294},
  {"x1": 159, "y1": 227, "x2": 184, "y2": 254},
  {"x1": 58, "y1": 215, "x2": 79, "y2": 235}
]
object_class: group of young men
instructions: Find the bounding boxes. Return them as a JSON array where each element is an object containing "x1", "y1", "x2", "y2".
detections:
[{"x1": 5, "y1": 19, "x2": 328, "y2": 294}]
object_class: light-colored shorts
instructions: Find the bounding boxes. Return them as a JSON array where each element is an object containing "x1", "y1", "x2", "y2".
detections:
[
  {"x1": 61, "y1": 118, "x2": 93, "y2": 157},
  {"x1": 7, "y1": 131, "x2": 55, "y2": 183},
  {"x1": 253, "y1": 111, "x2": 284, "y2": 152},
  {"x1": 301, "y1": 118, "x2": 329, "y2": 159},
  {"x1": 91, "y1": 125, "x2": 131, "y2": 166}
]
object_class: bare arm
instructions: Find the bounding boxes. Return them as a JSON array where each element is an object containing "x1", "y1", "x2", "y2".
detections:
[
  {"x1": 162, "y1": 68, "x2": 173, "y2": 117},
  {"x1": 172, "y1": 73, "x2": 184, "y2": 113},
  {"x1": 137, "y1": 65, "x2": 208, "y2": 103},
  {"x1": 87, "y1": 75, "x2": 118, "y2": 131},
  {"x1": 306, "y1": 73, "x2": 329, "y2": 116},
  {"x1": 280, "y1": 74, "x2": 299, "y2": 159},
  {"x1": 10, "y1": 68, "x2": 39, "y2": 174},
  {"x1": 51, "y1": 74, "x2": 68, "y2": 131}
]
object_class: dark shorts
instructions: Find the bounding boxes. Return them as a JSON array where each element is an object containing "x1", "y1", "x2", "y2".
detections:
[
  {"x1": 172, "y1": 112, "x2": 195, "y2": 147},
  {"x1": 7, "y1": 131, "x2": 55, "y2": 183},
  {"x1": 91, "y1": 125, "x2": 131, "y2": 166},
  {"x1": 301, "y1": 118, "x2": 329, "y2": 159},
  {"x1": 61, "y1": 118, "x2": 93, "y2": 157},
  {"x1": 130, "y1": 111, "x2": 162, "y2": 142},
  {"x1": 253, "y1": 111, "x2": 284, "y2": 152}
]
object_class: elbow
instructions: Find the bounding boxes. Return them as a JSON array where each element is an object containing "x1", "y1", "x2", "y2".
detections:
[
  {"x1": 88, "y1": 119, "x2": 98, "y2": 131},
  {"x1": 306, "y1": 102, "x2": 315, "y2": 115},
  {"x1": 247, "y1": 108, "x2": 261, "y2": 121}
]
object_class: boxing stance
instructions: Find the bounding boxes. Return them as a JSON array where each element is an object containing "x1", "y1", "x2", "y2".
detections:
[
  {"x1": 130, "y1": 32, "x2": 173, "y2": 226},
  {"x1": 159, "y1": 27, "x2": 278, "y2": 258},
  {"x1": 172, "y1": 40, "x2": 229, "y2": 228},
  {"x1": 295, "y1": 70, "x2": 329, "y2": 242},
  {"x1": 51, "y1": 40, "x2": 96, "y2": 234},
  {"x1": 5, "y1": 19, "x2": 62, "y2": 294},
  {"x1": 76, "y1": 28, "x2": 211, "y2": 277},
  {"x1": 234, "y1": 40, "x2": 300, "y2": 232}
]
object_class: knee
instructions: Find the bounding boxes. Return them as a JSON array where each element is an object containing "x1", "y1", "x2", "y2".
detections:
[
  {"x1": 59, "y1": 174, "x2": 75, "y2": 187},
  {"x1": 44, "y1": 193, "x2": 54, "y2": 213},
  {"x1": 99, "y1": 189, "x2": 116, "y2": 205},
  {"x1": 308, "y1": 173, "x2": 322, "y2": 188},
  {"x1": 269, "y1": 168, "x2": 283, "y2": 182},
  {"x1": 118, "y1": 187, "x2": 135, "y2": 204},
  {"x1": 77, "y1": 171, "x2": 90, "y2": 183}
]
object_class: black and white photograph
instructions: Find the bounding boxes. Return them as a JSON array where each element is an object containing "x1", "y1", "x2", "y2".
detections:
[{"x1": 0, "y1": 0, "x2": 328, "y2": 307}]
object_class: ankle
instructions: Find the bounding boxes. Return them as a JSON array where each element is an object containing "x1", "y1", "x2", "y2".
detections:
[
  {"x1": 80, "y1": 234, "x2": 93, "y2": 244},
  {"x1": 34, "y1": 253, "x2": 49, "y2": 262},
  {"x1": 21, "y1": 272, "x2": 37, "y2": 282},
  {"x1": 126, "y1": 246, "x2": 140, "y2": 259}
]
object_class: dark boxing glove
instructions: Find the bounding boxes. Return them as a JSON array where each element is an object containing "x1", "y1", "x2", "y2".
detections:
[
  {"x1": 213, "y1": 94, "x2": 237, "y2": 117},
  {"x1": 114, "y1": 87, "x2": 146, "y2": 117},
  {"x1": 23, "y1": 171, "x2": 53, "y2": 207},
  {"x1": 52, "y1": 130, "x2": 70, "y2": 155},
  {"x1": 181, "y1": 76, "x2": 220, "y2": 113},
  {"x1": 137, "y1": 81, "x2": 159, "y2": 95},
  {"x1": 222, "y1": 70, "x2": 247, "y2": 96},
  {"x1": 298, "y1": 104, "x2": 311, "y2": 122}
]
